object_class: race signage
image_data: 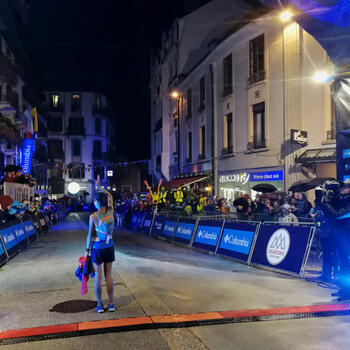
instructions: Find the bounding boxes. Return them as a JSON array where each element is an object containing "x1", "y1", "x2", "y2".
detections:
[
  {"x1": 141, "y1": 214, "x2": 153, "y2": 232},
  {"x1": 21, "y1": 138, "x2": 35, "y2": 174},
  {"x1": 151, "y1": 215, "x2": 165, "y2": 236},
  {"x1": 136, "y1": 213, "x2": 144, "y2": 229},
  {"x1": 23, "y1": 220, "x2": 37, "y2": 242},
  {"x1": 174, "y1": 219, "x2": 196, "y2": 244},
  {"x1": 250, "y1": 224, "x2": 313, "y2": 275},
  {"x1": 0, "y1": 236, "x2": 7, "y2": 266},
  {"x1": 12, "y1": 221, "x2": 28, "y2": 248},
  {"x1": 161, "y1": 218, "x2": 177, "y2": 239},
  {"x1": 217, "y1": 222, "x2": 257, "y2": 262},
  {"x1": 192, "y1": 220, "x2": 223, "y2": 252},
  {"x1": 0, "y1": 224, "x2": 19, "y2": 257}
]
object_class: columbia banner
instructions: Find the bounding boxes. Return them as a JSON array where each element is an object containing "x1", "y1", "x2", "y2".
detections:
[
  {"x1": 141, "y1": 214, "x2": 153, "y2": 233},
  {"x1": 12, "y1": 220, "x2": 28, "y2": 249},
  {"x1": 174, "y1": 218, "x2": 196, "y2": 244},
  {"x1": 192, "y1": 220, "x2": 224, "y2": 252},
  {"x1": 0, "y1": 224, "x2": 19, "y2": 258},
  {"x1": 250, "y1": 224, "x2": 313, "y2": 275},
  {"x1": 217, "y1": 222, "x2": 258, "y2": 263},
  {"x1": 0, "y1": 234, "x2": 7, "y2": 266},
  {"x1": 151, "y1": 215, "x2": 165, "y2": 236}
]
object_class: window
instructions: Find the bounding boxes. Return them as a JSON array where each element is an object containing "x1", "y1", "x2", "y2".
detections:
[
  {"x1": 199, "y1": 76, "x2": 205, "y2": 109},
  {"x1": 48, "y1": 139, "x2": 63, "y2": 158},
  {"x1": 94, "y1": 166, "x2": 105, "y2": 180},
  {"x1": 173, "y1": 130, "x2": 178, "y2": 154},
  {"x1": 199, "y1": 125, "x2": 206, "y2": 158},
  {"x1": 187, "y1": 88, "x2": 192, "y2": 118},
  {"x1": 93, "y1": 140, "x2": 102, "y2": 159},
  {"x1": 223, "y1": 113, "x2": 233, "y2": 154},
  {"x1": 68, "y1": 117, "x2": 84, "y2": 134},
  {"x1": 50, "y1": 94, "x2": 60, "y2": 110},
  {"x1": 95, "y1": 95, "x2": 101, "y2": 110},
  {"x1": 72, "y1": 140, "x2": 81, "y2": 157},
  {"x1": 223, "y1": 53, "x2": 233, "y2": 96},
  {"x1": 95, "y1": 118, "x2": 102, "y2": 135},
  {"x1": 252, "y1": 102, "x2": 265, "y2": 148},
  {"x1": 71, "y1": 94, "x2": 81, "y2": 113},
  {"x1": 187, "y1": 132, "x2": 192, "y2": 162},
  {"x1": 68, "y1": 164, "x2": 85, "y2": 179},
  {"x1": 48, "y1": 117, "x2": 63, "y2": 132},
  {"x1": 249, "y1": 34, "x2": 265, "y2": 85}
]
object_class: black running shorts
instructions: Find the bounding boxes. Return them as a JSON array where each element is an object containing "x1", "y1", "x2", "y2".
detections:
[{"x1": 91, "y1": 246, "x2": 115, "y2": 265}]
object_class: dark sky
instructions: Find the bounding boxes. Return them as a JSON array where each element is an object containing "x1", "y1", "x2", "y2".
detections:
[{"x1": 20, "y1": 0, "x2": 188, "y2": 160}]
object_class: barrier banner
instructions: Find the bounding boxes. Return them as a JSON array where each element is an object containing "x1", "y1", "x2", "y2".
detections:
[
  {"x1": 0, "y1": 224, "x2": 19, "y2": 257},
  {"x1": 130, "y1": 214, "x2": 138, "y2": 230},
  {"x1": 22, "y1": 220, "x2": 37, "y2": 242},
  {"x1": 141, "y1": 214, "x2": 153, "y2": 232},
  {"x1": 12, "y1": 220, "x2": 28, "y2": 249},
  {"x1": 250, "y1": 224, "x2": 313, "y2": 275},
  {"x1": 160, "y1": 217, "x2": 177, "y2": 239},
  {"x1": 217, "y1": 222, "x2": 258, "y2": 262},
  {"x1": 33, "y1": 216, "x2": 43, "y2": 236},
  {"x1": 136, "y1": 213, "x2": 144, "y2": 230},
  {"x1": 151, "y1": 215, "x2": 165, "y2": 236},
  {"x1": 0, "y1": 235, "x2": 7, "y2": 266},
  {"x1": 174, "y1": 219, "x2": 196, "y2": 244},
  {"x1": 192, "y1": 220, "x2": 223, "y2": 252}
]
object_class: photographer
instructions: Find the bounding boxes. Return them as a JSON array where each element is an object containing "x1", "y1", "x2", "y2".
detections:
[{"x1": 318, "y1": 181, "x2": 350, "y2": 299}]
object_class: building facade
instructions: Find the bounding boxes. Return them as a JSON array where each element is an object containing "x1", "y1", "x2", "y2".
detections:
[
  {"x1": 44, "y1": 91, "x2": 114, "y2": 203},
  {"x1": 150, "y1": 0, "x2": 336, "y2": 198}
]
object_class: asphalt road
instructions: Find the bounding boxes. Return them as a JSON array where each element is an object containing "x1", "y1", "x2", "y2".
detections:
[{"x1": 0, "y1": 212, "x2": 349, "y2": 350}]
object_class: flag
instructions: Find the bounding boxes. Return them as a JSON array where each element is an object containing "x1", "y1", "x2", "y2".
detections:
[
  {"x1": 23, "y1": 108, "x2": 33, "y2": 138},
  {"x1": 32, "y1": 107, "x2": 38, "y2": 133}
]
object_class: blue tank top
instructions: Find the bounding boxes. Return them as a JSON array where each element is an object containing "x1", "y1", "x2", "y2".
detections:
[{"x1": 92, "y1": 208, "x2": 114, "y2": 249}]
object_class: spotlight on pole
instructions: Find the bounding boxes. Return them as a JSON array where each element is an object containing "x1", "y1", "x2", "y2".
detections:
[
  {"x1": 68, "y1": 182, "x2": 80, "y2": 195},
  {"x1": 170, "y1": 91, "x2": 179, "y2": 99},
  {"x1": 280, "y1": 10, "x2": 292, "y2": 22},
  {"x1": 313, "y1": 71, "x2": 331, "y2": 83}
]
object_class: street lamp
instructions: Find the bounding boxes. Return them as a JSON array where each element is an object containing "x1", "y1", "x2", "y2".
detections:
[
  {"x1": 313, "y1": 71, "x2": 332, "y2": 83},
  {"x1": 170, "y1": 90, "x2": 181, "y2": 176},
  {"x1": 280, "y1": 10, "x2": 292, "y2": 22}
]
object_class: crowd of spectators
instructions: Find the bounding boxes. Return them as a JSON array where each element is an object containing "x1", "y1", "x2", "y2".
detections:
[
  {"x1": 0, "y1": 194, "x2": 69, "y2": 224},
  {"x1": 112, "y1": 187, "x2": 315, "y2": 226}
]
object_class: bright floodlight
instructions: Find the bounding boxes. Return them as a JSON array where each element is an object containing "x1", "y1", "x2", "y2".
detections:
[
  {"x1": 170, "y1": 91, "x2": 179, "y2": 99},
  {"x1": 313, "y1": 71, "x2": 331, "y2": 83},
  {"x1": 280, "y1": 11, "x2": 292, "y2": 22},
  {"x1": 68, "y1": 182, "x2": 80, "y2": 194}
]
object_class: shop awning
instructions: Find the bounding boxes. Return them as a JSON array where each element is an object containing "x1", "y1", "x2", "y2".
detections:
[
  {"x1": 295, "y1": 148, "x2": 336, "y2": 164},
  {"x1": 162, "y1": 176, "x2": 208, "y2": 189}
]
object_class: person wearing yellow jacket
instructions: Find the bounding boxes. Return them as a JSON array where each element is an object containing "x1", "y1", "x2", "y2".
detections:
[
  {"x1": 174, "y1": 187, "x2": 184, "y2": 204},
  {"x1": 159, "y1": 187, "x2": 167, "y2": 203},
  {"x1": 144, "y1": 179, "x2": 162, "y2": 205}
]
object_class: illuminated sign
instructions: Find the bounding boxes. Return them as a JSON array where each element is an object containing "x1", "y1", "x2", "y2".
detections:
[
  {"x1": 250, "y1": 171, "x2": 283, "y2": 182},
  {"x1": 20, "y1": 138, "x2": 35, "y2": 174},
  {"x1": 107, "y1": 170, "x2": 113, "y2": 177},
  {"x1": 219, "y1": 173, "x2": 250, "y2": 184},
  {"x1": 68, "y1": 182, "x2": 80, "y2": 194}
]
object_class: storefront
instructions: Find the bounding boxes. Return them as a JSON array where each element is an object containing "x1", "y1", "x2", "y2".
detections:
[{"x1": 219, "y1": 167, "x2": 284, "y2": 199}]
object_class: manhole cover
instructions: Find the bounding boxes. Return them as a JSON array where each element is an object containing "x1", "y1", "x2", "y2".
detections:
[{"x1": 50, "y1": 300, "x2": 97, "y2": 313}]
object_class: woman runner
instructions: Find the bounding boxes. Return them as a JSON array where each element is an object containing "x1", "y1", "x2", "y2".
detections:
[{"x1": 86, "y1": 175, "x2": 115, "y2": 313}]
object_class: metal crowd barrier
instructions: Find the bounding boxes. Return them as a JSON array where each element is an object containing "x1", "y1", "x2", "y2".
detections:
[
  {"x1": 0, "y1": 208, "x2": 69, "y2": 268},
  {"x1": 128, "y1": 211, "x2": 317, "y2": 279}
]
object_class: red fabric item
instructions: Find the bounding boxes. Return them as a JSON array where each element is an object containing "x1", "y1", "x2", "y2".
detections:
[
  {"x1": 0, "y1": 195, "x2": 13, "y2": 210},
  {"x1": 78, "y1": 256, "x2": 91, "y2": 296}
]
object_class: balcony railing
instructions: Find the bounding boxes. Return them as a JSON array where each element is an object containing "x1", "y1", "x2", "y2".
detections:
[
  {"x1": 92, "y1": 105, "x2": 112, "y2": 117},
  {"x1": 327, "y1": 130, "x2": 336, "y2": 140},
  {"x1": 48, "y1": 150, "x2": 64, "y2": 159},
  {"x1": 222, "y1": 145, "x2": 233, "y2": 156},
  {"x1": 247, "y1": 139, "x2": 266, "y2": 150},
  {"x1": 247, "y1": 71, "x2": 266, "y2": 86},
  {"x1": 186, "y1": 156, "x2": 192, "y2": 163},
  {"x1": 198, "y1": 153, "x2": 206, "y2": 160}
]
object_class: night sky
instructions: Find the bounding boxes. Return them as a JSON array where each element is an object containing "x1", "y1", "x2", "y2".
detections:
[{"x1": 20, "y1": 0, "x2": 189, "y2": 160}]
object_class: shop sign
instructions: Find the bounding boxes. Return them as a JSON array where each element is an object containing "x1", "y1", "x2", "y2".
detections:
[
  {"x1": 291, "y1": 129, "x2": 308, "y2": 145},
  {"x1": 219, "y1": 173, "x2": 250, "y2": 184},
  {"x1": 250, "y1": 171, "x2": 283, "y2": 182}
]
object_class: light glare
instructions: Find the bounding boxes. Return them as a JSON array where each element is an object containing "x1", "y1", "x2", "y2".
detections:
[
  {"x1": 68, "y1": 182, "x2": 80, "y2": 194},
  {"x1": 313, "y1": 71, "x2": 331, "y2": 83},
  {"x1": 280, "y1": 11, "x2": 292, "y2": 22}
]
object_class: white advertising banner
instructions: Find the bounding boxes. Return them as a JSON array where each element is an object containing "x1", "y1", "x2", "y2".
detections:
[{"x1": 3, "y1": 183, "x2": 35, "y2": 202}]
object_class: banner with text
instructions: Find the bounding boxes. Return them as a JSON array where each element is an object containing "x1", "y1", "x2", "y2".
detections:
[
  {"x1": 0, "y1": 224, "x2": 19, "y2": 257},
  {"x1": 12, "y1": 221, "x2": 28, "y2": 248},
  {"x1": 141, "y1": 214, "x2": 153, "y2": 233},
  {"x1": 174, "y1": 219, "x2": 196, "y2": 244},
  {"x1": 0, "y1": 235, "x2": 7, "y2": 265},
  {"x1": 217, "y1": 222, "x2": 258, "y2": 262},
  {"x1": 151, "y1": 215, "x2": 165, "y2": 236},
  {"x1": 250, "y1": 224, "x2": 313, "y2": 275},
  {"x1": 161, "y1": 217, "x2": 178, "y2": 239},
  {"x1": 192, "y1": 220, "x2": 224, "y2": 252},
  {"x1": 22, "y1": 220, "x2": 37, "y2": 241}
]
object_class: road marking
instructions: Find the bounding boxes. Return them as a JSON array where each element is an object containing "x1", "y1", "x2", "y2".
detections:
[{"x1": 1, "y1": 303, "x2": 350, "y2": 345}]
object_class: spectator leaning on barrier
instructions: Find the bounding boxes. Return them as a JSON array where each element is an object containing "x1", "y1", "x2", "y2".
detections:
[{"x1": 278, "y1": 204, "x2": 298, "y2": 223}]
